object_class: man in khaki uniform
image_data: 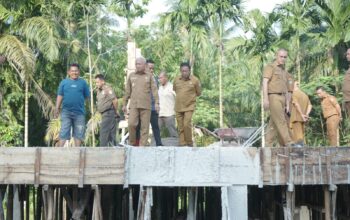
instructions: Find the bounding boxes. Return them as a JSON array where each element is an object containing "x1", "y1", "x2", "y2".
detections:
[
  {"x1": 316, "y1": 86, "x2": 342, "y2": 146},
  {"x1": 173, "y1": 62, "x2": 201, "y2": 146},
  {"x1": 95, "y1": 74, "x2": 119, "y2": 146},
  {"x1": 342, "y1": 48, "x2": 350, "y2": 118},
  {"x1": 122, "y1": 57, "x2": 159, "y2": 146},
  {"x1": 290, "y1": 81, "x2": 312, "y2": 146},
  {"x1": 263, "y1": 49, "x2": 297, "y2": 147}
]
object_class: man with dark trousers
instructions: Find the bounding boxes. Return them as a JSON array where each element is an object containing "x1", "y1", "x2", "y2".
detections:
[
  {"x1": 135, "y1": 59, "x2": 163, "y2": 146},
  {"x1": 95, "y1": 74, "x2": 119, "y2": 146}
]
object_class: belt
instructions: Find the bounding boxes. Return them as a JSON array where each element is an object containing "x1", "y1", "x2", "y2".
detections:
[
  {"x1": 101, "y1": 108, "x2": 114, "y2": 114},
  {"x1": 326, "y1": 114, "x2": 338, "y2": 119},
  {"x1": 268, "y1": 93, "x2": 285, "y2": 95}
]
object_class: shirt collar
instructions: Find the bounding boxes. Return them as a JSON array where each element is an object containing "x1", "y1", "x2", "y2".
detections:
[
  {"x1": 136, "y1": 70, "x2": 146, "y2": 75},
  {"x1": 322, "y1": 94, "x2": 330, "y2": 100},
  {"x1": 180, "y1": 75, "x2": 191, "y2": 81},
  {"x1": 273, "y1": 61, "x2": 285, "y2": 70}
]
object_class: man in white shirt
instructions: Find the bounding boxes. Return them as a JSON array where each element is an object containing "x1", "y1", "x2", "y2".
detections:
[{"x1": 158, "y1": 71, "x2": 178, "y2": 137}]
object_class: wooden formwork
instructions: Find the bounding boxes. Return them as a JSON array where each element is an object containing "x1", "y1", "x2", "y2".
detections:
[
  {"x1": 0, "y1": 147, "x2": 125, "y2": 186},
  {"x1": 0, "y1": 146, "x2": 349, "y2": 220},
  {"x1": 261, "y1": 147, "x2": 350, "y2": 185}
]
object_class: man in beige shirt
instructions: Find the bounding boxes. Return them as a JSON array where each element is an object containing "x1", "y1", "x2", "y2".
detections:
[
  {"x1": 316, "y1": 86, "x2": 342, "y2": 146},
  {"x1": 122, "y1": 57, "x2": 159, "y2": 146},
  {"x1": 290, "y1": 81, "x2": 312, "y2": 146},
  {"x1": 173, "y1": 62, "x2": 201, "y2": 146},
  {"x1": 158, "y1": 71, "x2": 177, "y2": 137},
  {"x1": 263, "y1": 48, "x2": 298, "y2": 147}
]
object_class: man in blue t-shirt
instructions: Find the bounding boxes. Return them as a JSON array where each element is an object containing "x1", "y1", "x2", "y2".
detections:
[{"x1": 55, "y1": 63, "x2": 90, "y2": 147}]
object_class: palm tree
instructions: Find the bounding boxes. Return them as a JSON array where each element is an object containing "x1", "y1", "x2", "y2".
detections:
[
  {"x1": 0, "y1": 4, "x2": 60, "y2": 147},
  {"x1": 111, "y1": 0, "x2": 150, "y2": 40},
  {"x1": 204, "y1": 0, "x2": 242, "y2": 127},
  {"x1": 225, "y1": 9, "x2": 281, "y2": 146},
  {"x1": 314, "y1": 0, "x2": 350, "y2": 78},
  {"x1": 275, "y1": 0, "x2": 315, "y2": 82},
  {"x1": 161, "y1": 0, "x2": 211, "y2": 71}
]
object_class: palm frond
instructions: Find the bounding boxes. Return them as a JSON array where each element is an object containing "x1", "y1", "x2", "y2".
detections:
[
  {"x1": 8, "y1": 62, "x2": 54, "y2": 120},
  {"x1": 85, "y1": 113, "x2": 101, "y2": 145},
  {"x1": 31, "y1": 78, "x2": 55, "y2": 119},
  {"x1": 45, "y1": 118, "x2": 61, "y2": 146},
  {"x1": 0, "y1": 4, "x2": 21, "y2": 21},
  {"x1": 0, "y1": 34, "x2": 35, "y2": 78},
  {"x1": 20, "y1": 16, "x2": 60, "y2": 62}
]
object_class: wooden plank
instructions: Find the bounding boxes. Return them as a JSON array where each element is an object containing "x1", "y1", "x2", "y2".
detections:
[
  {"x1": 0, "y1": 148, "x2": 125, "y2": 185},
  {"x1": 284, "y1": 191, "x2": 295, "y2": 220},
  {"x1": 262, "y1": 147, "x2": 350, "y2": 185},
  {"x1": 78, "y1": 148, "x2": 86, "y2": 188},
  {"x1": 34, "y1": 148, "x2": 41, "y2": 187},
  {"x1": 84, "y1": 148, "x2": 125, "y2": 185},
  {"x1": 0, "y1": 148, "x2": 35, "y2": 184},
  {"x1": 324, "y1": 187, "x2": 331, "y2": 220}
]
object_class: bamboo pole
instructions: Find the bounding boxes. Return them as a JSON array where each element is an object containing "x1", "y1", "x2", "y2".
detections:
[
  {"x1": 85, "y1": 9, "x2": 96, "y2": 147},
  {"x1": 219, "y1": 14, "x2": 224, "y2": 128},
  {"x1": 24, "y1": 81, "x2": 29, "y2": 148}
]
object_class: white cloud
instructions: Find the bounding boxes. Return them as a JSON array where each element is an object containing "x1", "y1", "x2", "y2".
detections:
[{"x1": 134, "y1": 0, "x2": 170, "y2": 26}]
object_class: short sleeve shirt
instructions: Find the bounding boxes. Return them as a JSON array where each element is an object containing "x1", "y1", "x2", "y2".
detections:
[
  {"x1": 321, "y1": 95, "x2": 339, "y2": 118},
  {"x1": 57, "y1": 78, "x2": 90, "y2": 115},
  {"x1": 263, "y1": 62, "x2": 289, "y2": 94},
  {"x1": 290, "y1": 89, "x2": 311, "y2": 122}
]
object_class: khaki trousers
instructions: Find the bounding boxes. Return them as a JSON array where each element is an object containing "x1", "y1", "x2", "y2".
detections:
[
  {"x1": 128, "y1": 108, "x2": 151, "y2": 146},
  {"x1": 326, "y1": 115, "x2": 340, "y2": 147},
  {"x1": 176, "y1": 111, "x2": 193, "y2": 146},
  {"x1": 291, "y1": 121, "x2": 305, "y2": 143},
  {"x1": 265, "y1": 94, "x2": 293, "y2": 147}
]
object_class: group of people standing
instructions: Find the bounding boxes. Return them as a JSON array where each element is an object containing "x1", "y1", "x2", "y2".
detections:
[
  {"x1": 122, "y1": 57, "x2": 201, "y2": 147},
  {"x1": 54, "y1": 57, "x2": 201, "y2": 147},
  {"x1": 264, "y1": 48, "x2": 350, "y2": 147},
  {"x1": 54, "y1": 47, "x2": 350, "y2": 148}
]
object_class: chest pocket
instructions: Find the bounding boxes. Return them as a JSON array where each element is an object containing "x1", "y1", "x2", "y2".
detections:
[
  {"x1": 272, "y1": 69, "x2": 283, "y2": 80},
  {"x1": 178, "y1": 81, "x2": 193, "y2": 91}
]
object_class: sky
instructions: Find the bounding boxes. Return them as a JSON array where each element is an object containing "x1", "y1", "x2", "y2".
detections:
[{"x1": 127, "y1": 0, "x2": 289, "y2": 28}]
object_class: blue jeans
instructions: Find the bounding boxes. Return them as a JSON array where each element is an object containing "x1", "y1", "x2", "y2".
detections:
[{"x1": 59, "y1": 110, "x2": 86, "y2": 141}]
